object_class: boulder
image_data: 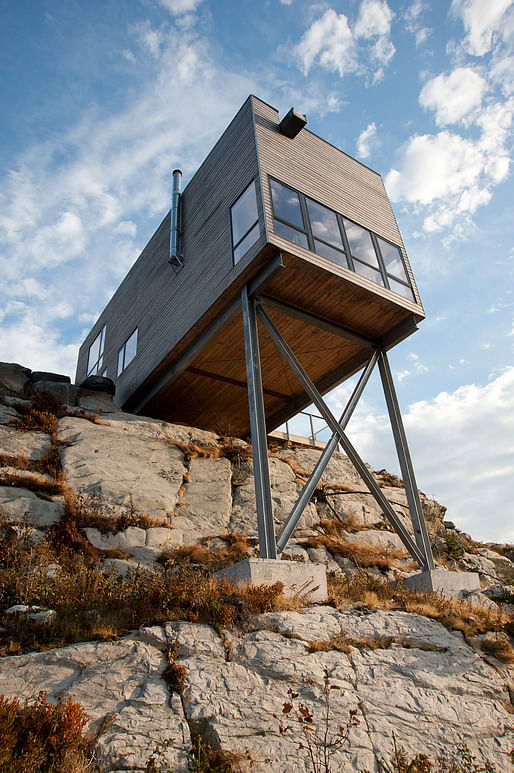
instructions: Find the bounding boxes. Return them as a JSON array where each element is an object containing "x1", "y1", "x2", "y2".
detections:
[
  {"x1": 58, "y1": 416, "x2": 186, "y2": 519},
  {"x1": 0, "y1": 425, "x2": 51, "y2": 460},
  {"x1": 0, "y1": 487, "x2": 63, "y2": 526},
  {"x1": 0, "y1": 362, "x2": 31, "y2": 396}
]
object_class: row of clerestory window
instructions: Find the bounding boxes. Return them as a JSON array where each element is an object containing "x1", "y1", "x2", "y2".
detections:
[
  {"x1": 86, "y1": 326, "x2": 138, "y2": 379},
  {"x1": 269, "y1": 178, "x2": 415, "y2": 302}
]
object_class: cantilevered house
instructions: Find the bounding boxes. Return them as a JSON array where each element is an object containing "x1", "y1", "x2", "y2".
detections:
[{"x1": 76, "y1": 95, "x2": 435, "y2": 571}]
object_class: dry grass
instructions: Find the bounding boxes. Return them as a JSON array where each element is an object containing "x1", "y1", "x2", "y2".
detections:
[
  {"x1": 302, "y1": 534, "x2": 408, "y2": 570},
  {"x1": 0, "y1": 691, "x2": 96, "y2": 772},
  {"x1": 328, "y1": 573, "x2": 513, "y2": 642},
  {"x1": 159, "y1": 533, "x2": 250, "y2": 571},
  {"x1": 63, "y1": 491, "x2": 169, "y2": 534},
  {"x1": 375, "y1": 469, "x2": 404, "y2": 488},
  {"x1": 480, "y1": 634, "x2": 514, "y2": 664},
  {"x1": 0, "y1": 513, "x2": 290, "y2": 655},
  {"x1": 172, "y1": 440, "x2": 223, "y2": 461},
  {"x1": 0, "y1": 470, "x2": 66, "y2": 496},
  {"x1": 308, "y1": 633, "x2": 446, "y2": 655}
]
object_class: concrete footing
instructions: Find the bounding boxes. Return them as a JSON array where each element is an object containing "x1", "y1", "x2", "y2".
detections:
[
  {"x1": 405, "y1": 569, "x2": 480, "y2": 597},
  {"x1": 215, "y1": 558, "x2": 328, "y2": 603}
]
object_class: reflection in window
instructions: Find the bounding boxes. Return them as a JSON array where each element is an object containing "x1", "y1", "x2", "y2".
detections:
[
  {"x1": 117, "y1": 328, "x2": 138, "y2": 377},
  {"x1": 269, "y1": 177, "x2": 415, "y2": 302},
  {"x1": 87, "y1": 326, "x2": 105, "y2": 376},
  {"x1": 231, "y1": 182, "x2": 260, "y2": 264},
  {"x1": 271, "y1": 179, "x2": 305, "y2": 228}
]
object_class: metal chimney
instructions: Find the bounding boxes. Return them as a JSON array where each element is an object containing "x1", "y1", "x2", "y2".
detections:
[{"x1": 169, "y1": 169, "x2": 183, "y2": 268}]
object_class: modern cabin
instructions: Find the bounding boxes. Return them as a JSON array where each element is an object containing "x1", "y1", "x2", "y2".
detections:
[{"x1": 76, "y1": 95, "x2": 425, "y2": 439}]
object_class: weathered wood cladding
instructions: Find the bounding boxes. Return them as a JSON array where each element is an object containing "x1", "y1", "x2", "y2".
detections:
[
  {"x1": 76, "y1": 95, "x2": 425, "y2": 437},
  {"x1": 76, "y1": 97, "x2": 264, "y2": 405},
  {"x1": 253, "y1": 98, "x2": 423, "y2": 309}
]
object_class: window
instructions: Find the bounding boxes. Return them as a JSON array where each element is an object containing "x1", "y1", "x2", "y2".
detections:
[
  {"x1": 87, "y1": 326, "x2": 105, "y2": 376},
  {"x1": 231, "y1": 182, "x2": 261, "y2": 263},
  {"x1": 269, "y1": 178, "x2": 415, "y2": 302},
  {"x1": 117, "y1": 328, "x2": 138, "y2": 377}
]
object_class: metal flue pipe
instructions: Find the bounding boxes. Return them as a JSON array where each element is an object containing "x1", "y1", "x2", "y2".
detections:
[{"x1": 169, "y1": 169, "x2": 183, "y2": 266}]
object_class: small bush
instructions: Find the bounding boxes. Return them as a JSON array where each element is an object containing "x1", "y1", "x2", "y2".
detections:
[
  {"x1": 189, "y1": 735, "x2": 249, "y2": 773},
  {"x1": 159, "y1": 533, "x2": 250, "y2": 571},
  {"x1": 302, "y1": 535, "x2": 407, "y2": 570},
  {"x1": 63, "y1": 492, "x2": 168, "y2": 534},
  {"x1": 0, "y1": 691, "x2": 93, "y2": 772}
]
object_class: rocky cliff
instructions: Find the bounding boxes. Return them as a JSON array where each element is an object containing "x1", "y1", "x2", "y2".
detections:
[{"x1": 0, "y1": 362, "x2": 512, "y2": 772}]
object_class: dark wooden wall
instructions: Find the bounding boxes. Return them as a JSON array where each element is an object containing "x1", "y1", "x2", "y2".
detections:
[{"x1": 76, "y1": 97, "x2": 265, "y2": 404}]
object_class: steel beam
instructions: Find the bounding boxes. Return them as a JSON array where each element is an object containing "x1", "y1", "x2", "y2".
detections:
[
  {"x1": 242, "y1": 286, "x2": 277, "y2": 559},
  {"x1": 256, "y1": 294, "x2": 375, "y2": 349},
  {"x1": 276, "y1": 350, "x2": 379, "y2": 554},
  {"x1": 132, "y1": 254, "x2": 284, "y2": 415},
  {"x1": 257, "y1": 306, "x2": 425, "y2": 565},
  {"x1": 378, "y1": 350, "x2": 435, "y2": 570}
]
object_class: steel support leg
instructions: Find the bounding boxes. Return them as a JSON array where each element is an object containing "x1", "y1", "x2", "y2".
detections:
[
  {"x1": 241, "y1": 286, "x2": 277, "y2": 559},
  {"x1": 276, "y1": 350, "x2": 379, "y2": 554},
  {"x1": 378, "y1": 350, "x2": 435, "y2": 570},
  {"x1": 257, "y1": 306, "x2": 425, "y2": 566}
]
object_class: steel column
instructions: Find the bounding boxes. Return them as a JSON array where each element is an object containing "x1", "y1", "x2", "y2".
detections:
[
  {"x1": 378, "y1": 349, "x2": 435, "y2": 570},
  {"x1": 257, "y1": 306, "x2": 425, "y2": 565},
  {"x1": 276, "y1": 350, "x2": 379, "y2": 554},
  {"x1": 241, "y1": 286, "x2": 277, "y2": 559}
]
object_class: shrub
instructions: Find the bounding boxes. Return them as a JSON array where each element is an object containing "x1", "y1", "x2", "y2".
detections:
[
  {"x1": 302, "y1": 535, "x2": 408, "y2": 570},
  {"x1": 0, "y1": 691, "x2": 94, "y2": 773}
]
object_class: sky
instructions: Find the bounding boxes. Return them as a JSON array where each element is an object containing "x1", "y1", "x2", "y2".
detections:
[{"x1": 0, "y1": 0, "x2": 513, "y2": 543}]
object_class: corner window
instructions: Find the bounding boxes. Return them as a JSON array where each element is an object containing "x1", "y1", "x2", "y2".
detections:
[
  {"x1": 231, "y1": 182, "x2": 260, "y2": 263},
  {"x1": 117, "y1": 328, "x2": 138, "y2": 377},
  {"x1": 269, "y1": 177, "x2": 415, "y2": 302},
  {"x1": 87, "y1": 326, "x2": 105, "y2": 376}
]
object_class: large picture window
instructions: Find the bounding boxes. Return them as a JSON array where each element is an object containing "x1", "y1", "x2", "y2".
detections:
[
  {"x1": 87, "y1": 326, "x2": 105, "y2": 376},
  {"x1": 231, "y1": 181, "x2": 261, "y2": 263},
  {"x1": 269, "y1": 178, "x2": 415, "y2": 302},
  {"x1": 117, "y1": 328, "x2": 138, "y2": 377}
]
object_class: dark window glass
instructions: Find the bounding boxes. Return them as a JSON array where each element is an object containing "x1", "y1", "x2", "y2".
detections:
[
  {"x1": 314, "y1": 239, "x2": 348, "y2": 268},
  {"x1": 353, "y1": 260, "x2": 384, "y2": 285},
  {"x1": 343, "y1": 218, "x2": 379, "y2": 267},
  {"x1": 306, "y1": 198, "x2": 343, "y2": 248},
  {"x1": 117, "y1": 328, "x2": 138, "y2": 377},
  {"x1": 87, "y1": 326, "x2": 105, "y2": 376},
  {"x1": 274, "y1": 219, "x2": 309, "y2": 248},
  {"x1": 388, "y1": 277, "x2": 415, "y2": 301},
  {"x1": 231, "y1": 182, "x2": 260, "y2": 264},
  {"x1": 270, "y1": 179, "x2": 304, "y2": 228},
  {"x1": 234, "y1": 223, "x2": 260, "y2": 263},
  {"x1": 377, "y1": 237, "x2": 409, "y2": 283}
]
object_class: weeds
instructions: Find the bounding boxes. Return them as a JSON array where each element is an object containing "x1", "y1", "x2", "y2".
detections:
[
  {"x1": 158, "y1": 533, "x2": 250, "y2": 571},
  {"x1": 0, "y1": 691, "x2": 95, "y2": 772},
  {"x1": 372, "y1": 734, "x2": 503, "y2": 772},
  {"x1": 279, "y1": 667, "x2": 359, "y2": 773},
  {"x1": 302, "y1": 535, "x2": 408, "y2": 571},
  {"x1": 62, "y1": 491, "x2": 168, "y2": 534}
]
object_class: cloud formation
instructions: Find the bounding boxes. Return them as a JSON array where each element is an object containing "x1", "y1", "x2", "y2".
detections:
[
  {"x1": 333, "y1": 367, "x2": 514, "y2": 543},
  {"x1": 451, "y1": 0, "x2": 513, "y2": 55},
  {"x1": 419, "y1": 67, "x2": 487, "y2": 126},
  {"x1": 295, "y1": 1, "x2": 395, "y2": 82},
  {"x1": 356, "y1": 122, "x2": 378, "y2": 158}
]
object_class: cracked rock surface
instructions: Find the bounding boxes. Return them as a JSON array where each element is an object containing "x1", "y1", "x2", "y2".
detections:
[{"x1": 0, "y1": 609, "x2": 511, "y2": 772}]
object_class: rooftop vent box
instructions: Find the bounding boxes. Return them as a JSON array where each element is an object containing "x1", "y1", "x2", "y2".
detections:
[{"x1": 279, "y1": 107, "x2": 307, "y2": 138}]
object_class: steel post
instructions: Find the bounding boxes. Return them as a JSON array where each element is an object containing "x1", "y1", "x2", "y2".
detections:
[
  {"x1": 377, "y1": 350, "x2": 435, "y2": 570},
  {"x1": 241, "y1": 286, "x2": 277, "y2": 559},
  {"x1": 276, "y1": 350, "x2": 379, "y2": 554},
  {"x1": 257, "y1": 306, "x2": 424, "y2": 565}
]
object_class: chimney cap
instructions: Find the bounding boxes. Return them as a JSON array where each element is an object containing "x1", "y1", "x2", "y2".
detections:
[{"x1": 279, "y1": 108, "x2": 307, "y2": 139}]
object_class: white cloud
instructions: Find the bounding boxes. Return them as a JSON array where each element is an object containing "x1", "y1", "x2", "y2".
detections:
[
  {"x1": 356, "y1": 121, "x2": 377, "y2": 158},
  {"x1": 451, "y1": 0, "x2": 513, "y2": 56},
  {"x1": 340, "y1": 367, "x2": 514, "y2": 543},
  {"x1": 157, "y1": 0, "x2": 204, "y2": 15},
  {"x1": 0, "y1": 21, "x2": 256, "y2": 375},
  {"x1": 294, "y1": 1, "x2": 395, "y2": 81},
  {"x1": 404, "y1": 0, "x2": 431, "y2": 46},
  {"x1": 295, "y1": 9, "x2": 357, "y2": 78},
  {"x1": 419, "y1": 67, "x2": 487, "y2": 125}
]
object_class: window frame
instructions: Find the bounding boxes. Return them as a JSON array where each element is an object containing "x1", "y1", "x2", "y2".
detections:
[
  {"x1": 230, "y1": 180, "x2": 261, "y2": 265},
  {"x1": 116, "y1": 328, "x2": 138, "y2": 378},
  {"x1": 268, "y1": 176, "x2": 415, "y2": 302},
  {"x1": 86, "y1": 325, "x2": 106, "y2": 377}
]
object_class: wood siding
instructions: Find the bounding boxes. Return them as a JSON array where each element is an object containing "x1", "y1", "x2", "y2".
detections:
[
  {"x1": 76, "y1": 96, "x2": 425, "y2": 438},
  {"x1": 76, "y1": 97, "x2": 264, "y2": 405}
]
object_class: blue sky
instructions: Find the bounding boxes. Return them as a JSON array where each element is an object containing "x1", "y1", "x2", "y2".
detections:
[{"x1": 0, "y1": 0, "x2": 513, "y2": 543}]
